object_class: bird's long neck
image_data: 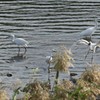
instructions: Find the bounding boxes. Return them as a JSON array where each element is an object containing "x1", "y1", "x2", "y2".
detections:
[
  {"x1": 12, "y1": 35, "x2": 15, "y2": 42},
  {"x1": 95, "y1": 18, "x2": 98, "y2": 29}
]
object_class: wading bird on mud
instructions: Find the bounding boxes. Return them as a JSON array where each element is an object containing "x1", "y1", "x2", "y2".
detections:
[
  {"x1": 77, "y1": 39, "x2": 100, "y2": 63},
  {"x1": 10, "y1": 34, "x2": 29, "y2": 56}
]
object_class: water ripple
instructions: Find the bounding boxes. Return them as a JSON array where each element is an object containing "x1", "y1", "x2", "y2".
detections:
[{"x1": 0, "y1": 0, "x2": 100, "y2": 97}]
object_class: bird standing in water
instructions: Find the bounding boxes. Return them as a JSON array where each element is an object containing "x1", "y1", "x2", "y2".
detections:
[
  {"x1": 77, "y1": 39, "x2": 100, "y2": 63},
  {"x1": 10, "y1": 34, "x2": 29, "y2": 56},
  {"x1": 46, "y1": 56, "x2": 52, "y2": 87}
]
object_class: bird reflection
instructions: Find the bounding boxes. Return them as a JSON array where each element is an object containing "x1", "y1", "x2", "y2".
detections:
[{"x1": 7, "y1": 55, "x2": 27, "y2": 63}]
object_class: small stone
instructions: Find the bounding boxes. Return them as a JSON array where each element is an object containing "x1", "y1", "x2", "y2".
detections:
[{"x1": 7, "y1": 73, "x2": 12, "y2": 77}]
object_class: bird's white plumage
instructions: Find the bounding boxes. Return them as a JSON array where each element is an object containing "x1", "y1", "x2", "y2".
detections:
[
  {"x1": 77, "y1": 39, "x2": 100, "y2": 63},
  {"x1": 80, "y1": 27, "x2": 95, "y2": 37},
  {"x1": 96, "y1": 41, "x2": 100, "y2": 48},
  {"x1": 78, "y1": 39, "x2": 97, "y2": 53},
  {"x1": 11, "y1": 34, "x2": 28, "y2": 46},
  {"x1": 46, "y1": 56, "x2": 52, "y2": 64},
  {"x1": 77, "y1": 39, "x2": 89, "y2": 45},
  {"x1": 10, "y1": 34, "x2": 29, "y2": 55},
  {"x1": 13, "y1": 38, "x2": 28, "y2": 46},
  {"x1": 80, "y1": 19, "x2": 98, "y2": 40}
]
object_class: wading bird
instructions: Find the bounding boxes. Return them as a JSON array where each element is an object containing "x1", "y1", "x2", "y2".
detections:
[
  {"x1": 10, "y1": 34, "x2": 29, "y2": 56},
  {"x1": 46, "y1": 56, "x2": 53, "y2": 65},
  {"x1": 70, "y1": 19, "x2": 98, "y2": 52},
  {"x1": 80, "y1": 19, "x2": 98, "y2": 41},
  {"x1": 77, "y1": 39, "x2": 100, "y2": 63},
  {"x1": 46, "y1": 56, "x2": 52, "y2": 87}
]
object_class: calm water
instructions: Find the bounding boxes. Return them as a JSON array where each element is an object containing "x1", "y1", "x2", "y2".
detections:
[{"x1": 0, "y1": 0, "x2": 100, "y2": 97}]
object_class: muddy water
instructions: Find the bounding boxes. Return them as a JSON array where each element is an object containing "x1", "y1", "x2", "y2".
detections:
[{"x1": 0, "y1": 0, "x2": 100, "y2": 97}]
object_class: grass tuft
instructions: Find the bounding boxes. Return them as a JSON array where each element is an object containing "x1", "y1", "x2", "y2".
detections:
[{"x1": 52, "y1": 46, "x2": 74, "y2": 72}]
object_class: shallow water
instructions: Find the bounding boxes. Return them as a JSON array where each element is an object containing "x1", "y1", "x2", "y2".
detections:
[{"x1": 0, "y1": 0, "x2": 100, "y2": 97}]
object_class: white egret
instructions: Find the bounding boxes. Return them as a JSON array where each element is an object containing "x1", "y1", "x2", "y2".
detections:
[
  {"x1": 46, "y1": 56, "x2": 53, "y2": 65},
  {"x1": 10, "y1": 34, "x2": 29, "y2": 55},
  {"x1": 70, "y1": 19, "x2": 98, "y2": 52},
  {"x1": 80, "y1": 19, "x2": 98, "y2": 41},
  {"x1": 77, "y1": 39, "x2": 100, "y2": 63},
  {"x1": 46, "y1": 56, "x2": 52, "y2": 87}
]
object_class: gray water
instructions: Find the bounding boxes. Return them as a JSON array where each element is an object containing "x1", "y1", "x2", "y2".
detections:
[{"x1": 0, "y1": 0, "x2": 100, "y2": 97}]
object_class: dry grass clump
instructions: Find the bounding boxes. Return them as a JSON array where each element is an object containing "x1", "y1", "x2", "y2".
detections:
[
  {"x1": 81, "y1": 64, "x2": 100, "y2": 85},
  {"x1": 23, "y1": 80, "x2": 50, "y2": 100},
  {"x1": 56, "y1": 80, "x2": 74, "y2": 91},
  {"x1": 0, "y1": 90, "x2": 9, "y2": 100},
  {"x1": 76, "y1": 65, "x2": 100, "y2": 100},
  {"x1": 72, "y1": 85, "x2": 97, "y2": 100},
  {"x1": 77, "y1": 79, "x2": 91, "y2": 87},
  {"x1": 52, "y1": 46, "x2": 74, "y2": 84},
  {"x1": 52, "y1": 80, "x2": 74, "y2": 100},
  {"x1": 52, "y1": 46, "x2": 73, "y2": 72},
  {"x1": 77, "y1": 79, "x2": 100, "y2": 100}
]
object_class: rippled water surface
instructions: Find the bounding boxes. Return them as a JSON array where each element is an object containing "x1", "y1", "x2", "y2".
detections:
[{"x1": 0, "y1": 0, "x2": 100, "y2": 97}]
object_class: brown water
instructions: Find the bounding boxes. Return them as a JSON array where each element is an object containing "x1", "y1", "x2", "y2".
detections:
[{"x1": 0, "y1": 0, "x2": 100, "y2": 97}]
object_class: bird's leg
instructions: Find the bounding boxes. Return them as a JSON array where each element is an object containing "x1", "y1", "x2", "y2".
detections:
[
  {"x1": 48, "y1": 63, "x2": 51, "y2": 89},
  {"x1": 84, "y1": 49, "x2": 90, "y2": 60},
  {"x1": 91, "y1": 52, "x2": 94, "y2": 64},
  {"x1": 23, "y1": 47, "x2": 27, "y2": 55},
  {"x1": 17, "y1": 46, "x2": 20, "y2": 56}
]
